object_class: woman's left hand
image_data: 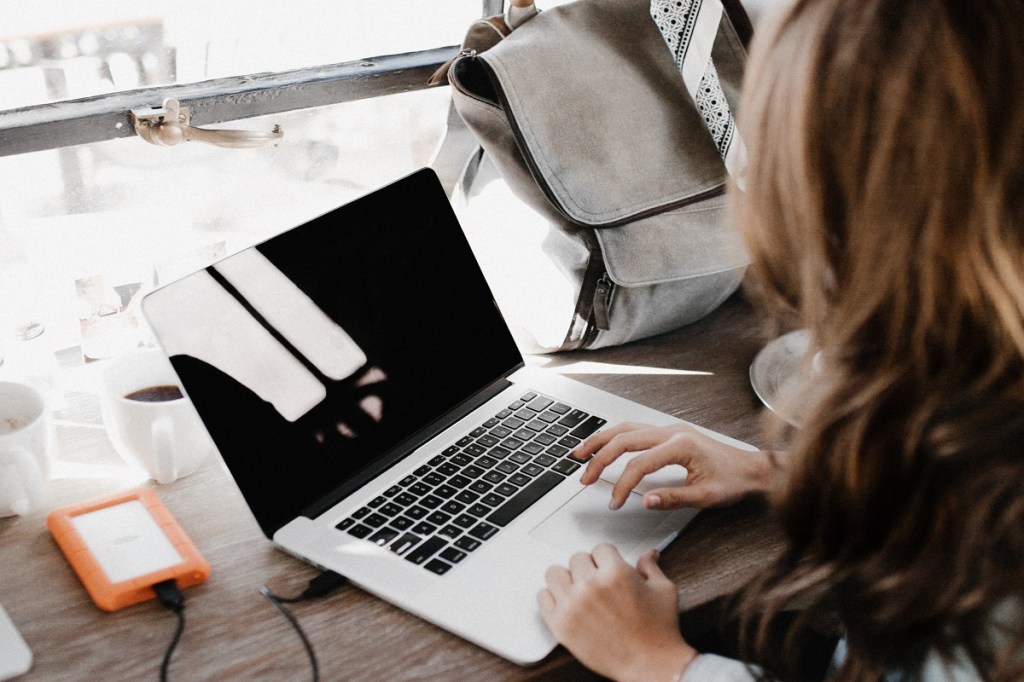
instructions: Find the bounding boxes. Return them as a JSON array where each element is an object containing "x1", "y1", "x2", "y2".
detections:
[{"x1": 537, "y1": 544, "x2": 697, "y2": 682}]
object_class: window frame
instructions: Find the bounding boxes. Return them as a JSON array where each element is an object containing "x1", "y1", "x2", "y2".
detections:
[{"x1": 0, "y1": 0, "x2": 502, "y2": 157}]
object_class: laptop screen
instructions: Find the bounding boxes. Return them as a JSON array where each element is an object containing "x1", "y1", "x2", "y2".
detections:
[{"x1": 143, "y1": 169, "x2": 524, "y2": 536}]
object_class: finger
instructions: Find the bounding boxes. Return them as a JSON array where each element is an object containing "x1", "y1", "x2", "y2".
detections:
[
  {"x1": 636, "y1": 548, "x2": 665, "y2": 580},
  {"x1": 582, "y1": 426, "x2": 673, "y2": 486},
  {"x1": 544, "y1": 564, "x2": 572, "y2": 595},
  {"x1": 536, "y1": 588, "x2": 556, "y2": 618},
  {"x1": 591, "y1": 543, "x2": 626, "y2": 569},
  {"x1": 568, "y1": 550, "x2": 598, "y2": 578},
  {"x1": 576, "y1": 423, "x2": 646, "y2": 484},
  {"x1": 608, "y1": 439, "x2": 695, "y2": 510},
  {"x1": 642, "y1": 484, "x2": 715, "y2": 510}
]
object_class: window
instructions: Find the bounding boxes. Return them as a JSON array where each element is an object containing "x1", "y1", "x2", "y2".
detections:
[{"x1": 0, "y1": 0, "x2": 500, "y2": 366}]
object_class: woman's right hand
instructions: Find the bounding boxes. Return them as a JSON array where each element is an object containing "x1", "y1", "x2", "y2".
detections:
[{"x1": 575, "y1": 422, "x2": 778, "y2": 512}]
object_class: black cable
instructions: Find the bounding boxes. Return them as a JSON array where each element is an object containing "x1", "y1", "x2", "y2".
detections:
[
  {"x1": 260, "y1": 570, "x2": 347, "y2": 682},
  {"x1": 153, "y1": 579, "x2": 186, "y2": 682}
]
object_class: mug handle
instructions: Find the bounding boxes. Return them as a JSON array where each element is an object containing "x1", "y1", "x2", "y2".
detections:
[
  {"x1": 151, "y1": 416, "x2": 178, "y2": 485},
  {"x1": 0, "y1": 448, "x2": 45, "y2": 516}
]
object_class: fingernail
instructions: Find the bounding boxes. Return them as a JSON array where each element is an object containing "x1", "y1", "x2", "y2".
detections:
[
  {"x1": 646, "y1": 494, "x2": 661, "y2": 508},
  {"x1": 608, "y1": 498, "x2": 622, "y2": 510}
]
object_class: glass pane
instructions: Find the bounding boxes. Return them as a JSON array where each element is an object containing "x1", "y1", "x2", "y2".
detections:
[
  {"x1": 0, "y1": 87, "x2": 452, "y2": 367},
  {"x1": 0, "y1": 0, "x2": 480, "y2": 110}
]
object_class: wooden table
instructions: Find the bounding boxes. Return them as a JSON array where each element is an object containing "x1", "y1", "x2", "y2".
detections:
[{"x1": 0, "y1": 292, "x2": 783, "y2": 681}]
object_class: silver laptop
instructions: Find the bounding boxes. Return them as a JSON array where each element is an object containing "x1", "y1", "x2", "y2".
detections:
[{"x1": 142, "y1": 168, "x2": 753, "y2": 665}]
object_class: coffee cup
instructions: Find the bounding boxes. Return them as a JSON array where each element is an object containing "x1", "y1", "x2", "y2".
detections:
[
  {"x1": 0, "y1": 381, "x2": 49, "y2": 517},
  {"x1": 99, "y1": 349, "x2": 214, "y2": 484}
]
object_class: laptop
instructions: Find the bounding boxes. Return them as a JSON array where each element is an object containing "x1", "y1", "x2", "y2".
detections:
[{"x1": 142, "y1": 168, "x2": 755, "y2": 665}]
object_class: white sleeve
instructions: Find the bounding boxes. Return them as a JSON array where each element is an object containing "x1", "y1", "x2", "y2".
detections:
[{"x1": 682, "y1": 654, "x2": 760, "y2": 682}]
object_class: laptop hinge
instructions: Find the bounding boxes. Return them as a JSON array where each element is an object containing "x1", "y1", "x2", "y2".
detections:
[{"x1": 299, "y1": 367, "x2": 523, "y2": 522}]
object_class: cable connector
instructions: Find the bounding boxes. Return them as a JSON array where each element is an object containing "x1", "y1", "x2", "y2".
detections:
[
  {"x1": 152, "y1": 579, "x2": 186, "y2": 682},
  {"x1": 153, "y1": 579, "x2": 185, "y2": 612},
  {"x1": 299, "y1": 570, "x2": 347, "y2": 601}
]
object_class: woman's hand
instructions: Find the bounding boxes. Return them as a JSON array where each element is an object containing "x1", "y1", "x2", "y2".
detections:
[
  {"x1": 576, "y1": 422, "x2": 777, "y2": 512},
  {"x1": 537, "y1": 544, "x2": 697, "y2": 682}
]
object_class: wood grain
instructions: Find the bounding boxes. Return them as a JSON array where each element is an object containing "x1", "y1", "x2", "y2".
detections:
[{"x1": 0, "y1": 292, "x2": 782, "y2": 680}]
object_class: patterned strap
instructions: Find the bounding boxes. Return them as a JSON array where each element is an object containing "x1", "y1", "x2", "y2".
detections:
[{"x1": 650, "y1": 0, "x2": 747, "y2": 183}]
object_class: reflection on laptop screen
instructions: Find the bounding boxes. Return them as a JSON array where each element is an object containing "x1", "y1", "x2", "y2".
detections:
[{"x1": 143, "y1": 170, "x2": 524, "y2": 536}]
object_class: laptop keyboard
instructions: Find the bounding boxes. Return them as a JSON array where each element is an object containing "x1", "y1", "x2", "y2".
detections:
[{"x1": 334, "y1": 391, "x2": 606, "y2": 575}]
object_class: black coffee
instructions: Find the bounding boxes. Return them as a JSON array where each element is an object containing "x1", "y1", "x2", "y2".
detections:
[{"x1": 125, "y1": 385, "x2": 184, "y2": 402}]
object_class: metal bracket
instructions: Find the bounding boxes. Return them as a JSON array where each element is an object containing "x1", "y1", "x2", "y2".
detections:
[{"x1": 130, "y1": 98, "x2": 283, "y2": 148}]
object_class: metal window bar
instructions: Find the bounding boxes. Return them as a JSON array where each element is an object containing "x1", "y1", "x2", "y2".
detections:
[{"x1": 0, "y1": 0, "x2": 503, "y2": 158}]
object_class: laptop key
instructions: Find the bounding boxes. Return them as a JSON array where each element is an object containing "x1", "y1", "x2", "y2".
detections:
[
  {"x1": 352, "y1": 506, "x2": 371, "y2": 519},
  {"x1": 364, "y1": 513, "x2": 388, "y2": 528},
  {"x1": 489, "y1": 446, "x2": 512, "y2": 460},
  {"x1": 405, "y1": 505, "x2": 428, "y2": 520},
  {"x1": 508, "y1": 473, "x2": 531, "y2": 487},
  {"x1": 409, "y1": 482, "x2": 432, "y2": 496},
  {"x1": 448, "y1": 474, "x2": 473, "y2": 489},
  {"x1": 347, "y1": 524, "x2": 373, "y2": 539},
  {"x1": 425, "y1": 470, "x2": 447, "y2": 486},
  {"x1": 368, "y1": 527, "x2": 400, "y2": 547},
  {"x1": 392, "y1": 516, "x2": 414, "y2": 531},
  {"x1": 570, "y1": 416, "x2": 607, "y2": 439},
  {"x1": 450, "y1": 453, "x2": 473, "y2": 467},
  {"x1": 468, "y1": 522, "x2": 499, "y2": 541},
  {"x1": 441, "y1": 500, "x2": 465, "y2": 515},
  {"x1": 534, "y1": 433, "x2": 557, "y2": 447},
  {"x1": 475, "y1": 455, "x2": 499, "y2": 469},
  {"x1": 483, "y1": 471, "x2": 506, "y2": 484},
  {"x1": 379, "y1": 503, "x2": 403, "y2": 517},
  {"x1": 454, "y1": 537, "x2": 482, "y2": 552},
  {"x1": 468, "y1": 480, "x2": 492, "y2": 494},
  {"x1": 419, "y1": 495, "x2": 443, "y2": 509},
  {"x1": 368, "y1": 496, "x2": 387, "y2": 508},
  {"x1": 453, "y1": 514, "x2": 477, "y2": 529},
  {"x1": 440, "y1": 547, "x2": 467, "y2": 564},
  {"x1": 463, "y1": 465, "x2": 486, "y2": 479},
  {"x1": 552, "y1": 459, "x2": 581, "y2": 475},
  {"x1": 467, "y1": 503, "x2": 491, "y2": 517},
  {"x1": 394, "y1": 492, "x2": 417, "y2": 507},
  {"x1": 477, "y1": 434, "x2": 499, "y2": 448},
  {"x1": 434, "y1": 484, "x2": 458, "y2": 499},
  {"x1": 424, "y1": 559, "x2": 453, "y2": 575},
  {"x1": 335, "y1": 518, "x2": 355, "y2": 530},
  {"x1": 522, "y1": 464, "x2": 545, "y2": 477},
  {"x1": 405, "y1": 537, "x2": 447, "y2": 565},
  {"x1": 464, "y1": 443, "x2": 487, "y2": 457},
  {"x1": 389, "y1": 533, "x2": 423, "y2": 555},
  {"x1": 526, "y1": 396, "x2": 553, "y2": 411},
  {"x1": 487, "y1": 471, "x2": 565, "y2": 527},
  {"x1": 557, "y1": 409, "x2": 588, "y2": 428},
  {"x1": 534, "y1": 454, "x2": 557, "y2": 467},
  {"x1": 495, "y1": 483, "x2": 518, "y2": 497},
  {"x1": 556, "y1": 436, "x2": 581, "y2": 449},
  {"x1": 454, "y1": 490, "x2": 479, "y2": 504},
  {"x1": 411, "y1": 521, "x2": 437, "y2": 535},
  {"x1": 438, "y1": 524, "x2": 462, "y2": 540},
  {"x1": 383, "y1": 485, "x2": 403, "y2": 497},
  {"x1": 426, "y1": 511, "x2": 452, "y2": 525},
  {"x1": 549, "y1": 402, "x2": 570, "y2": 415},
  {"x1": 480, "y1": 493, "x2": 504, "y2": 507}
]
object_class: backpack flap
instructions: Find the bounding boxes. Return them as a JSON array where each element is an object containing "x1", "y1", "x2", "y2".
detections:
[{"x1": 475, "y1": 0, "x2": 745, "y2": 226}]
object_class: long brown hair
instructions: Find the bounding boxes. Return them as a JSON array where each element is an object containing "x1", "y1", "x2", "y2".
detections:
[{"x1": 732, "y1": 0, "x2": 1024, "y2": 679}]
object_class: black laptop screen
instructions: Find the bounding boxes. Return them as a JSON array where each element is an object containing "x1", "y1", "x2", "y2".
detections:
[{"x1": 143, "y1": 169, "x2": 524, "y2": 536}]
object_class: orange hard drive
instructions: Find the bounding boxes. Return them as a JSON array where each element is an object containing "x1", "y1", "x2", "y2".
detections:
[{"x1": 47, "y1": 487, "x2": 210, "y2": 612}]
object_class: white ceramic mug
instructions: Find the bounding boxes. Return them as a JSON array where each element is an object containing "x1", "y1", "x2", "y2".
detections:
[
  {"x1": 0, "y1": 381, "x2": 49, "y2": 517},
  {"x1": 99, "y1": 349, "x2": 214, "y2": 484}
]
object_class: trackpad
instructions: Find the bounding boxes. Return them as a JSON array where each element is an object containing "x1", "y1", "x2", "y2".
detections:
[{"x1": 529, "y1": 481, "x2": 697, "y2": 561}]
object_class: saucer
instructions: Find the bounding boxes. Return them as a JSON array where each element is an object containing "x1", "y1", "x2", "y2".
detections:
[{"x1": 749, "y1": 329, "x2": 812, "y2": 426}]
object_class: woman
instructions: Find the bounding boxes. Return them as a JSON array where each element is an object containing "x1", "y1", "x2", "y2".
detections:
[{"x1": 537, "y1": 0, "x2": 1024, "y2": 679}]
